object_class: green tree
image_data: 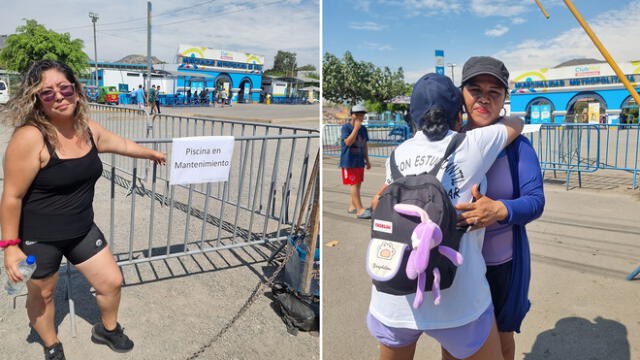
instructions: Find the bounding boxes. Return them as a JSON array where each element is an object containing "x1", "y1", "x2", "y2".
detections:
[
  {"x1": 0, "y1": 19, "x2": 89, "y2": 75},
  {"x1": 271, "y1": 50, "x2": 298, "y2": 77},
  {"x1": 323, "y1": 51, "x2": 406, "y2": 107},
  {"x1": 297, "y1": 64, "x2": 316, "y2": 71},
  {"x1": 322, "y1": 52, "x2": 345, "y2": 104},
  {"x1": 342, "y1": 51, "x2": 373, "y2": 105}
]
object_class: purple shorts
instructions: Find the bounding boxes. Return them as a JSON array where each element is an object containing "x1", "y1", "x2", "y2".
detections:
[{"x1": 367, "y1": 304, "x2": 494, "y2": 359}]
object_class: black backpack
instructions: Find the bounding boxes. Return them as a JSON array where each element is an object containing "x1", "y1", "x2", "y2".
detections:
[{"x1": 366, "y1": 133, "x2": 467, "y2": 308}]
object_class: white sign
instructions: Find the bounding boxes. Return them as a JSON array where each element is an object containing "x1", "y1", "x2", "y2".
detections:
[
  {"x1": 523, "y1": 124, "x2": 542, "y2": 134},
  {"x1": 170, "y1": 136, "x2": 235, "y2": 185}
]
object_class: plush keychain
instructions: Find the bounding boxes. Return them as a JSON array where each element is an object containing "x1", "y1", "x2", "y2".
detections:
[{"x1": 393, "y1": 204, "x2": 464, "y2": 308}]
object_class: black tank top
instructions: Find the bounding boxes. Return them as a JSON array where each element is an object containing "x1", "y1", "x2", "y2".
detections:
[{"x1": 20, "y1": 130, "x2": 103, "y2": 241}]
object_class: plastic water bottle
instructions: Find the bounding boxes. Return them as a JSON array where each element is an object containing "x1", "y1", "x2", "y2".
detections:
[{"x1": 4, "y1": 255, "x2": 37, "y2": 295}]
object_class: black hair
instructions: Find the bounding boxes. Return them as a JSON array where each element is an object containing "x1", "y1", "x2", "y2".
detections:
[
  {"x1": 404, "y1": 111, "x2": 416, "y2": 135},
  {"x1": 421, "y1": 107, "x2": 457, "y2": 141}
]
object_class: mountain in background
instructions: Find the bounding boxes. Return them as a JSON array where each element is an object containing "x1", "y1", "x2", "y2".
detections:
[
  {"x1": 554, "y1": 58, "x2": 606, "y2": 68},
  {"x1": 115, "y1": 54, "x2": 166, "y2": 64}
]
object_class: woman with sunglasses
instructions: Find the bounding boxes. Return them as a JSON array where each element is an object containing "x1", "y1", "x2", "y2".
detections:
[
  {"x1": 454, "y1": 57, "x2": 545, "y2": 360},
  {"x1": 1, "y1": 60, "x2": 166, "y2": 360}
]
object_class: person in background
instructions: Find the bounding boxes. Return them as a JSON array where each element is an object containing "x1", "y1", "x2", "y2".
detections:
[
  {"x1": 154, "y1": 86, "x2": 161, "y2": 114},
  {"x1": 339, "y1": 104, "x2": 371, "y2": 219},
  {"x1": 148, "y1": 85, "x2": 157, "y2": 114},
  {"x1": 135, "y1": 84, "x2": 145, "y2": 110}
]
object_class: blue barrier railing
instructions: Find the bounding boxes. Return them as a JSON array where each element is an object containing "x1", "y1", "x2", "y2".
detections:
[
  {"x1": 322, "y1": 123, "x2": 412, "y2": 158},
  {"x1": 324, "y1": 122, "x2": 639, "y2": 280},
  {"x1": 527, "y1": 124, "x2": 640, "y2": 189},
  {"x1": 325, "y1": 123, "x2": 639, "y2": 189},
  {"x1": 526, "y1": 124, "x2": 600, "y2": 190},
  {"x1": 598, "y1": 124, "x2": 640, "y2": 188},
  {"x1": 159, "y1": 94, "x2": 217, "y2": 107},
  {"x1": 270, "y1": 97, "x2": 311, "y2": 105}
]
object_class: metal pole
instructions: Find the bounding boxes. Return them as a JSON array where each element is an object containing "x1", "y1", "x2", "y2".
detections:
[
  {"x1": 534, "y1": 0, "x2": 550, "y2": 18},
  {"x1": 562, "y1": 0, "x2": 640, "y2": 106},
  {"x1": 146, "y1": 1, "x2": 152, "y2": 93},
  {"x1": 290, "y1": 57, "x2": 296, "y2": 98},
  {"x1": 447, "y1": 63, "x2": 456, "y2": 84},
  {"x1": 89, "y1": 12, "x2": 99, "y2": 87},
  {"x1": 301, "y1": 154, "x2": 319, "y2": 295}
]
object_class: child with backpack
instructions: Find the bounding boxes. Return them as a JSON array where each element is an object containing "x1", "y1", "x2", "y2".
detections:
[{"x1": 366, "y1": 73, "x2": 523, "y2": 360}]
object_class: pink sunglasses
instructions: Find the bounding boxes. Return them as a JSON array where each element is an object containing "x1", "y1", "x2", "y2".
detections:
[{"x1": 38, "y1": 84, "x2": 76, "y2": 102}]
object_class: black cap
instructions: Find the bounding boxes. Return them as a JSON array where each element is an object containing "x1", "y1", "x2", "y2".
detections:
[
  {"x1": 410, "y1": 73, "x2": 462, "y2": 130},
  {"x1": 461, "y1": 56, "x2": 509, "y2": 89}
]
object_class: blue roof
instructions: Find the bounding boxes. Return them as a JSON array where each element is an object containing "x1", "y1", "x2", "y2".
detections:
[{"x1": 88, "y1": 61, "x2": 150, "y2": 69}]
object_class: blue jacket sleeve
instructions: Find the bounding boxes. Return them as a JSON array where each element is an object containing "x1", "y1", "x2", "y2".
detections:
[{"x1": 499, "y1": 136, "x2": 545, "y2": 225}]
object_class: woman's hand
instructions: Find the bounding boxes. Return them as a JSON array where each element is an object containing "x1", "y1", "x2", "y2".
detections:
[
  {"x1": 150, "y1": 151, "x2": 167, "y2": 166},
  {"x1": 3, "y1": 245, "x2": 27, "y2": 283},
  {"x1": 454, "y1": 184, "x2": 508, "y2": 230}
]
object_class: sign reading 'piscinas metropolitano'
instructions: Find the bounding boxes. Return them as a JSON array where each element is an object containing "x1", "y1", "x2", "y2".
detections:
[{"x1": 170, "y1": 136, "x2": 235, "y2": 185}]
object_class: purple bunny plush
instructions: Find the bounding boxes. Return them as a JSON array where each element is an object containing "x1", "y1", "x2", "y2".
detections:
[{"x1": 393, "y1": 203, "x2": 464, "y2": 309}]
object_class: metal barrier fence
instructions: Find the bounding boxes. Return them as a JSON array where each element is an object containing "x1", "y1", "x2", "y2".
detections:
[
  {"x1": 90, "y1": 104, "x2": 319, "y2": 180},
  {"x1": 323, "y1": 122, "x2": 640, "y2": 188},
  {"x1": 526, "y1": 124, "x2": 600, "y2": 189},
  {"x1": 90, "y1": 104, "x2": 151, "y2": 140},
  {"x1": 88, "y1": 104, "x2": 319, "y2": 244},
  {"x1": 56, "y1": 105, "x2": 320, "y2": 336},
  {"x1": 322, "y1": 123, "x2": 411, "y2": 158},
  {"x1": 63, "y1": 133, "x2": 319, "y2": 336},
  {"x1": 270, "y1": 97, "x2": 312, "y2": 105},
  {"x1": 526, "y1": 124, "x2": 640, "y2": 189},
  {"x1": 101, "y1": 134, "x2": 318, "y2": 266}
]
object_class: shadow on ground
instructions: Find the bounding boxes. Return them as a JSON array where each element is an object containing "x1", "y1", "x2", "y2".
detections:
[
  {"x1": 20, "y1": 242, "x2": 284, "y2": 346},
  {"x1": 523, "y1": 316, "x2": 630, "y2": 360}
]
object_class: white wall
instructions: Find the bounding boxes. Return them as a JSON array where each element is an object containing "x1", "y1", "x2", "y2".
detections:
[{"x1": 102, "y1": 69, "x2": 173, "y2": 94}]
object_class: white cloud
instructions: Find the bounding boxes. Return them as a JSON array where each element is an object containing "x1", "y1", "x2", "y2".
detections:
[
  {"x1": 380, "y1": 0, "x2": 462, "y2": 15},
  {"x1": 0, "y1": 0, "x2": 320, "y2": 68},
  {"x1": 471, "y1": 0, "x2": 528, "y2": 17},
  {"x1": 403, "y1": 67, "x2": 463, "y2": 85},
  {"x1": 349, "y1": 21, "x2": 386, "y2": 31},
  {"x1": 512, "y1": 17, "x2": 526, "y2": 24},
  {"x1": 485, "y1": 24, "x2": 509, "y2": 37},
  {"x1": 362, "y1": 41, "x2": 393, "y2": 51},
  {"x1": 404, "y1": 68, "x2": 434, "y2": 83},
  {"x1": 496, "y1": 0, "x2": 640, "y2": 72},
  {"x1": 353, "y1": 0, "x2": 372, "y2": 12}
]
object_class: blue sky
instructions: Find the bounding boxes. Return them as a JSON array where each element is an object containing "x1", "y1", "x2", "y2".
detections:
[
  {"x1": 0, "y1": 0, "x2": 319, "y2": 68},
  {"x1": 323, "y1": 0, "x2": 640, "y2": 83}
]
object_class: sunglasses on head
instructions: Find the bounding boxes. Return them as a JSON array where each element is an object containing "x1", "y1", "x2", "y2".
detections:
[{"x1": 38, "y1": 83, "x2": 76, "y2": 102}]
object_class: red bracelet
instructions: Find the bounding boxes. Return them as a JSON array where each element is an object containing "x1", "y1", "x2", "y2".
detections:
[{"x1": 0, "y1": 238, "x2": 21, "y2": 249}]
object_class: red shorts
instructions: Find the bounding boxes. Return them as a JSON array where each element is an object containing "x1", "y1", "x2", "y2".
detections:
[{"x1": 341, "y1": 167, "x2": 364, "y2": 185}]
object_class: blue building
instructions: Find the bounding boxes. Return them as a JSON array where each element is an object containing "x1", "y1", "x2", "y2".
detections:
[
  {"x1": 174, "y1": 44, "x2": 264, "y2": 103},
  {"x1": 509, "y1": 59, "x2": 640, "y2": 124}
]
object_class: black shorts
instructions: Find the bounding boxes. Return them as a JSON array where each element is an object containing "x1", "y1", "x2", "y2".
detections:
[
  {"x1": 19, "y1": 223, "x2": 107, "y2": 279},
  {"x1": 485, "y1": 260, "x2": 513, "y2": 332}
]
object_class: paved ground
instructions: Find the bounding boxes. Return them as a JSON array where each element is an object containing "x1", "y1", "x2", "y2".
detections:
[
  {"x1": 323, "y1": 155, "x2": 640, "y2": 360},
  {"x1": 118, "y1": 103, "x2": 320, "y2": 128},
  {"x1": 0, "y1": 110, "x2": 319, "y2": 359}
]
